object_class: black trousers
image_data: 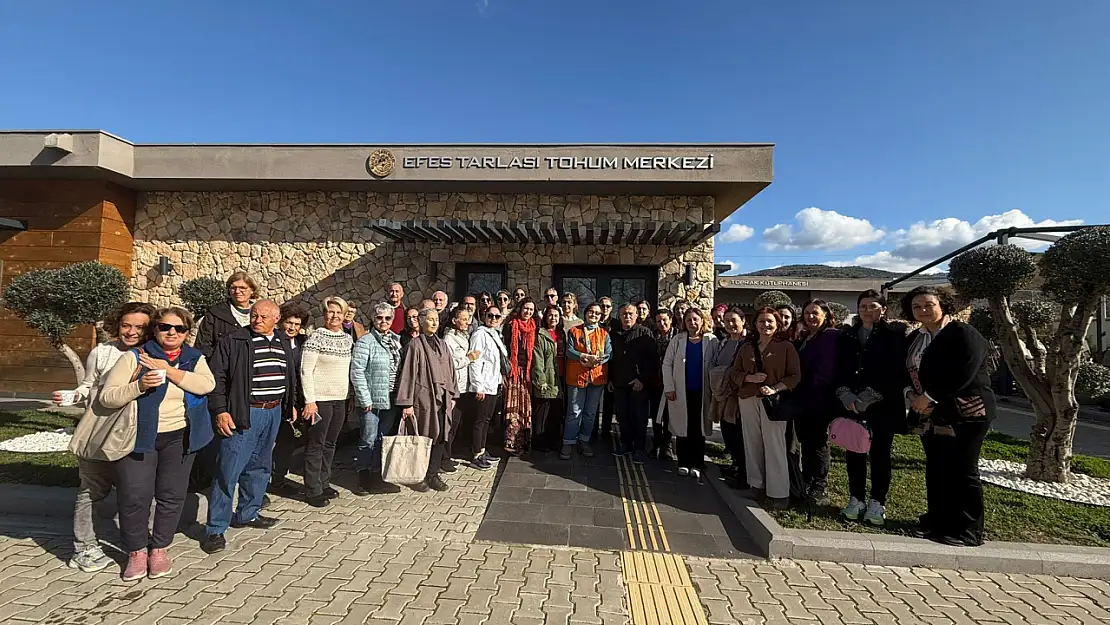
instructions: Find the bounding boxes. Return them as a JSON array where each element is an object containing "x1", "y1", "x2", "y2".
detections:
[
  {"x1": 922, "y1": 420, "x2": 988, "y2": 545},
  {"x1": 472, "y1": 393, "x2": 499, "y2": 458},
  {"x1": 303, "y1": 400, "x2": 346, "y2": 497},
  {"x1": 719, "y1": 419, "x2": 746, "y2": 481},
  {"x1": 427, "y1": 442, "x2": 448, "y2": 478},
  {"x1": 614, "y1": 387, "x2": 650, "y2": 452},
  {"x1": 532, "y1": 397, "x2": 563, "y2": 451},
  {"x1": 846, "y1": 419, "x2": 896, "y2": 504},
  {"x1": 649, "y1": 389, "x2": 672, "y2": 453},
  {"x1": 600, "y1": 386, "x2": 615, "y2": 436},
  {"x1": 271, "y1": 417, "x2": 304, "y2": 482},
  {"x1": 675, "y1": 388, "x2": 705, "y2": 470},
  {"x1": 115, "y1": 429, "x2": 195, "y2": 553},
  {"x1": 797, "y1": 416, "x2": 832, "y2": 494}
]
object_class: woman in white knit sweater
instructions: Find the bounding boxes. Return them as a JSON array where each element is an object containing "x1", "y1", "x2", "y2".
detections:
[
  {"x1": 53, "y1": 302, "x2": 156, "y2": 573},
  {"x1": 300, "y1": 296, "x2": 354, "y2": 507}
]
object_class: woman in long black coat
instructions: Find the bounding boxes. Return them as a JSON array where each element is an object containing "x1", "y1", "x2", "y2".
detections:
[{"x1": 903, "y1": 286, "x2": 996, "y2": 547}]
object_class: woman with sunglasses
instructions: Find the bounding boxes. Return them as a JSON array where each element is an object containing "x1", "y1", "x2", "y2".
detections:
[
  {"x1": 467, "y1": 306, "x2": 508, "y2": 469},
  {"x1": 400, "y1": 306, "x2": 421, "y2": 350},
  {"x1": 55, "y1": 302, "x2": 155, "y2": 573},
  {"x1": 100, "y1": 307, "x2": 216, "y2": 581},
  {"x1": 495, "y1": 290, "x2": 513, "y2": 320}
]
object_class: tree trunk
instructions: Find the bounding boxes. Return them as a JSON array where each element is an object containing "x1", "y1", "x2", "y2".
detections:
[
  {"x1": 57, "y1": 343, "x2": 86, "y2": 385},
  {"x1": 1024, "y1": 300, "x2": 1096, "y2": 482}
]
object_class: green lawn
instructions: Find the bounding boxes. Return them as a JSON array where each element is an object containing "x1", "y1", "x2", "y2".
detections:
[
  {"x1": 708, "y1": 432, "x2": 1110, "y2": 547},
  {"x1": 0, "y1": 409, "x2": 81, "y2": 487}
]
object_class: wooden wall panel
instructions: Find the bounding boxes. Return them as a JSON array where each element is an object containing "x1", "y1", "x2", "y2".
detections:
[{"x1": 0, "y1": 180, "x2": 137, "y2": 393}]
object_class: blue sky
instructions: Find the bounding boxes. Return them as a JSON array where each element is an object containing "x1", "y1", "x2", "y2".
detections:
[{"x1": 1, "y1": 1, "x2": 1106, "y2": 274}]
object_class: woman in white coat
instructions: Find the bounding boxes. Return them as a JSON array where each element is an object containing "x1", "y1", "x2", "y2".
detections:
[{"x1": 662, "y1": 307, "x2": 718, "y2": 482}]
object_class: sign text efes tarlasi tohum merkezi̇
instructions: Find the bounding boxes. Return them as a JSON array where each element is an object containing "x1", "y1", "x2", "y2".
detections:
[{"x1": 402, "y1": 155, "x2": 716, "y2": 171}]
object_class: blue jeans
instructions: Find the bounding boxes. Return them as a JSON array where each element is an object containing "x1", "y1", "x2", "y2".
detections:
[
  {"x1": 358, "y1": 406, "x2": 397, "y2": 473},
  {"x1": 564, "y1": 385, "x2": 604, "y2": 445},
  {"x1": 206, "y1": 406, "x2": 281, "y2": 536}
]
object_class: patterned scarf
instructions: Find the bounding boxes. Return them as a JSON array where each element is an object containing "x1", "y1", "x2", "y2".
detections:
[
  {"x1": 508, "y1": 317, "x2": 537, "y2": 381},
  {"x1": 373, "y1": 329, "x2": 402, "y2": 392}
]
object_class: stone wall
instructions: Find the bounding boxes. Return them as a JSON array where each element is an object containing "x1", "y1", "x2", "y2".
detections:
[{"x1": 131, "y1": 191, "x2": 716, "y2": 315}]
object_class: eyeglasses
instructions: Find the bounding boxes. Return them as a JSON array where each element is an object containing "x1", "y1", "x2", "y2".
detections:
[
  {"x1": 546, "y1": 293, "x2": 558, "y2": 298},
  {"x1": 487, "y1": 313, "x2": 502, "y2": 319},
  {"x1": 374, "y1": 315, "x2": 393, "y2": 321},
  {"x1": 229, "y1": 286, "x2": 251, "y2": 292},
  {"x1": 407, "y1": 315, "x2": 419, "y2": 320},
  {"x1": 601, "y1": 304, "x2": 612, "y2": 308},
  {"x1": 514, "y1": 292, "x2": 526, "y2": 298},
  {"x1": 157, "y1": 323, "x2": 189, "y2": 334}
]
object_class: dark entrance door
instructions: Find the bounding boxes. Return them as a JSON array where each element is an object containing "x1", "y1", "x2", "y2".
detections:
[
  {"x1": 552, "y1": 265, "x2": 658, "y2": 318},
  {"x1": 454, "y1": 263, "x2": 507, "y2": 302}
]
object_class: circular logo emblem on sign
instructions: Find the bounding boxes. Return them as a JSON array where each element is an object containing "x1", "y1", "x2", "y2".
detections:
[{"x1": 367, "y1": 149, "x2": 395, "y2": 178}]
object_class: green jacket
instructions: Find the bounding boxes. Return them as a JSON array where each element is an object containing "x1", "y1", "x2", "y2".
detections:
[{"x1": 532, "y1": 330, "x2": 560, "y2": 399}]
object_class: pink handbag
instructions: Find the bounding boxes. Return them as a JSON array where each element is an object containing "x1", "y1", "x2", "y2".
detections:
[{"x1": 829, "y1": 417, "x2": 872, "y2": 454}]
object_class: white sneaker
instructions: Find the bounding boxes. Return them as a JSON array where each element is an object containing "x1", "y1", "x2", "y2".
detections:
[
  {"x1": 863, "y1": 500, "x2": 886, "y2": 526},
  {"x1": 677, "y1": 467, "x2": 690, "y2": 476},
  {"x1": 691, "y1": 469, "x2": 702, "y2": 482},
  {"x1": 840, "y1": 497, "x2": 865, "y2": 521},
  {"x1": 68, "y1": 545, "x2": 112, "y2": 573}
]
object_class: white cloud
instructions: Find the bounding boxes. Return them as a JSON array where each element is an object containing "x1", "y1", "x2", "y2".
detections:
[
  {"x1": 717, "y1": 223, "x2": 754, "y2": 244},
  {"x1": 718, "y1": 260, "x2": 741, "y2": 275},
  {"x1": 824, "y1": 253, "x2": 946, "y2": 274},
  {"x1": 850, "y1": 209, "x2": 1084, "y2": 272},
  {"x1": 762, "y1": 207, "x2": 885, "y2": 251}
]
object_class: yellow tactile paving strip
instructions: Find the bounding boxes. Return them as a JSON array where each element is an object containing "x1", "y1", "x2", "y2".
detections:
[
  {"x1": 621, "y1": 543, "x2": 710, "y2": 624},
  {"x1": 613, "y1": 447, "x2": 710, "y2": 625}
]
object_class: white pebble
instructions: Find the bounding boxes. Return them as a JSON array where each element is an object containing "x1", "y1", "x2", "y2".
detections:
[
  {"x1": 979, "y1": 459, "x2": 1110, "y2": 507},
  {"x1": 0, "y1": 430, "x2": 72, "y2": 453}
]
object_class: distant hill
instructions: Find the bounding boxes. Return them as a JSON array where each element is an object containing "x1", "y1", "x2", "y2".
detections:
[{"x1": 742, "y1": 264, "x2": 901, "y2": 279}]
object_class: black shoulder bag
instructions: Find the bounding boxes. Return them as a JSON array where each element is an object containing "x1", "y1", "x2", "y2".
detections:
[{"x1": 752, "y1": 343, "x2": 797, "y2": 422}]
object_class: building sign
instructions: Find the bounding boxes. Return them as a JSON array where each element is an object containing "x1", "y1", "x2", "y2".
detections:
[
  {"x1": 718, "y1": 277, "x2": 811, "y2": 289},
  {"x1": 399, "y1": 154, "x2": 716, "y2": 171}
]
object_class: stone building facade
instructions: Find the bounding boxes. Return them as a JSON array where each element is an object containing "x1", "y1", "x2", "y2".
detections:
[
  {"x1": 0, "y1": 132, "x2": 773, "y2": 391},
  {"x1": 132, "y1": 191, "x2": 716, "y2": 313}
]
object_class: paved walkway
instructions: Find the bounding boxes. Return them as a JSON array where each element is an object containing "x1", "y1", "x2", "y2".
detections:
[{"x1": 0, "y1": 441, "x2": 1109, "y2": 624}]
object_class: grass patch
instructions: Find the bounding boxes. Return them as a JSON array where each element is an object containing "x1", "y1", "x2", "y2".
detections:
[
  {"x1": 0, "y1": 409, "x2": 80, "y2": 487},
  {"x1": 713, "y1": 429, "x2": 1110, "y2": 547}
]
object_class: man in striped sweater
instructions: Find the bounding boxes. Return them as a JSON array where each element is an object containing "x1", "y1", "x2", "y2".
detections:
[{"x1": 202, "y1": 300, "x2": 300, "y2": 555}]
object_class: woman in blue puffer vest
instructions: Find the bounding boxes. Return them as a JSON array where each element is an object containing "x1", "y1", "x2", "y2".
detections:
[{"x1": 101, "y1": 306, "x2": 215, "y2": 582}]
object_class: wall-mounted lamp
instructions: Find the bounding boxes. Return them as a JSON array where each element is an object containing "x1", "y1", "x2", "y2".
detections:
[
  {"x1": 684, "y1": 263, "x2": 695, "y2": 287},
  {"x1": 157, "y1": 256, "x2": 174, "y2": 276}
]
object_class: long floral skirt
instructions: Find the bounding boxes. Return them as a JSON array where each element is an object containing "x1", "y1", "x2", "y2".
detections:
[{"x1": 504, "y1": 375, "x2": 533, "y2": 454}]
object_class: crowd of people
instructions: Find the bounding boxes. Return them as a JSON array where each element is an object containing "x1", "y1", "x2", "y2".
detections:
[{"x1": 55, "y1": 270, "x2": 997, "y2": 581}]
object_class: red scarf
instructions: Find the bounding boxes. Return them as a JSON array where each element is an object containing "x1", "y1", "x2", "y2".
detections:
[{"x1": 509, "y1": 317, "x2": 537, "y2": 381}]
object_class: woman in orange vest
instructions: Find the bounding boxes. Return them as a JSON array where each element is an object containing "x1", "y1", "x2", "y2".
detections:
[{"x1": 561, "y1": 302, "x2": 612, "y2": 460}]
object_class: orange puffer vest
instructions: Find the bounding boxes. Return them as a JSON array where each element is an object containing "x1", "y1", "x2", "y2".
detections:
[{"x1": 566, "y1": 325, "x2": 608, "y2": 388}]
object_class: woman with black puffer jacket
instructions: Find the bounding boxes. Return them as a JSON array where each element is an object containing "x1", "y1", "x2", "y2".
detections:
[{"x1": 834, "y1": 290, "x2": 910, "y2": 528}]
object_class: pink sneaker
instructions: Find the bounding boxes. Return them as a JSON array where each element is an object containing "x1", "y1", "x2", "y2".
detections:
[
  {"x1": 148, "y1": 548, "x2": 172, "y2": 579},
  {"x1": 122, "y1": 550, "x2": 147, "y2": 582}
]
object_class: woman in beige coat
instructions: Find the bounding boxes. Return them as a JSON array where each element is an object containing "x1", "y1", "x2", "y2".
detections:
[{"x1": 661, "y1": 307, "x2": 718, "y2": 482}]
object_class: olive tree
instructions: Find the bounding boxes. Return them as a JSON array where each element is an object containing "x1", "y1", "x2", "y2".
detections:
[
  {"x1": 827, "y1": 301, "x2": 850, "y2": 325},
  {"x1": 179, "y1": 276, "x2": 226, "y2": 320},
  {"x1": 1, "y1": 262, "x2": 129, "y2": 383},
  {"x1": 754, "y1": 290, "x2": 793, "y2": 310},
  {"x1": 949, "y1": 227, "x2": 1110, "y2": 482}
]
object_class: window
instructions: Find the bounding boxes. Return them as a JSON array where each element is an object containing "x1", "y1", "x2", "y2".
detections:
[
  {"x1": 553, "y1": 265, "x2": 658, "y2": 317},
  {"x1": 454, "y1": 263, "x2": 506, "y2": 302}
]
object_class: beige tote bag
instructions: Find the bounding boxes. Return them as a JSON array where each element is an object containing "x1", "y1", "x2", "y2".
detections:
[
  {"x1": 381, "y1": 412, "x2": 432, "y2": 485},
  {"x1": 68, "y1": 352, "x2": 142, "y2": 461}
]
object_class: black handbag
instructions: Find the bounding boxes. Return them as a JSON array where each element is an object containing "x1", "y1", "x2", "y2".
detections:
[{"x1": 752, "y1": 343, "x2": 798, "y2": 422}]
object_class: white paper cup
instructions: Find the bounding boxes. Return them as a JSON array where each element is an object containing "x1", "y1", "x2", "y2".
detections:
[
  {"x1": 56, "y1": 390, "x2": 77, "y2": 406},
  {"x1": 151, "y1": 369, "x2": 167, "y2": 385}
]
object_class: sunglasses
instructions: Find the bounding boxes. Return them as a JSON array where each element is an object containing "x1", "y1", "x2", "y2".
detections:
[
  {"x1": 487, "y1": 313, "x2": 502, "y2": 319},
  {"x1": 157, "y1": 323, "x2": 189, "y2": 334},
  {"x1": 374, "y1": 315, "x2": 393, "y2": 320}
]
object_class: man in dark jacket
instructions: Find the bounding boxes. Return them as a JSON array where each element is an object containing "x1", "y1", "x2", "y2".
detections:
[
  {"x1": 609, "y1": 304, "x2": 661, "y2": 463},
  {"x1": 201, "y1": 300, "x2": 299, "y2": 554},
  {"x1": 270, "y1": 302, "x2": 310, "y2": 499}
]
